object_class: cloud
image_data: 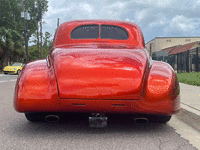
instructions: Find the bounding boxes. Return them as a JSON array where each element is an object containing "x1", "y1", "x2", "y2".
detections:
[
  {"x1": 40, "y1": 0, "x2": 200, "y2": 44},
  {"x1": 163, "y1": 15, "x2": 200, "y2": 36},
  {"x1": 82, "y1": 3, "x2": 93, "y2": 13},
  {"x1": 170, "y1": 15, "x2": 195, "y2": 32},
  {"x1": 98, "y1": 2, "x2": 128, "y2": 19}
]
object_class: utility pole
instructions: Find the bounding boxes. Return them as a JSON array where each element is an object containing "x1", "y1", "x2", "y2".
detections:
[
  {"x1": 57, "y1": 18, "x2": 59, "y2": 28},
  {"x1": 37, "y1": 22, "x2": 40, "y2": 59},
  {"x1": 24, "y1": 13, "x2": 29, "y2": 63},
  {"x1": 21, "y1": 0, "x2": 29, "y2": 63},
  {"x1": 40, "y1": 18, "x2": 43, "y2": 59},
  {"x1": 37, "y1": 0, "x2": 40, "y2": 59}
]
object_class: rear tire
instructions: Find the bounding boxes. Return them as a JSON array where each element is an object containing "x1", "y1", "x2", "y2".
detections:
[{"x1": 25, "y1": 113, "x2": 46, "y2": 122}]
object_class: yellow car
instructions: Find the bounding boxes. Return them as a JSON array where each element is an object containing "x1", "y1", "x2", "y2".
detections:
[{"x1": 3, "y1": 63, "x2": 25, "y2": 75}]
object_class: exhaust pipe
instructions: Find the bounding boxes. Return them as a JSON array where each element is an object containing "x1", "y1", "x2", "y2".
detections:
[
  {"x1": 134, "y1": 117, "x2": 149, "y2": 124},
  {"x1": 45, "y1": 115, "x2": 60, "y2": 122}
]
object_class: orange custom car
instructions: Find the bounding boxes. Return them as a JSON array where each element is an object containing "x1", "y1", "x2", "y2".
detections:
[{"x1": 14, "y1": 20, "x2": 180, "y2": 126}]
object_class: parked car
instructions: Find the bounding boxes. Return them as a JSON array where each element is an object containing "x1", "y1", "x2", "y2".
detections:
[
  {"x1": 3, "y1": 62, "x2": 24, "y2": 75},
  {"x1": 14, "y1": 20, "x2": 180, "y2": 127}
]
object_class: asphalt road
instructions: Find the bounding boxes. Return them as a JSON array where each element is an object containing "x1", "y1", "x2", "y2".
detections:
[{"x1": 0, "y1": 74, "x2": 198, "y2": 150}]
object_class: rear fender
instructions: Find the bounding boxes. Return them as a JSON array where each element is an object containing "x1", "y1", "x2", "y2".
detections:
[
  {"x1": 14, "y1": 58, "x2": 58, "y2": 112},
  {"x1": 139, "y1": 60, "x2": 180, "y2": 114}
]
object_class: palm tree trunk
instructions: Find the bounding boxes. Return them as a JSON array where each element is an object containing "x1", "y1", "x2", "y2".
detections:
[
  {"x1": 2, "y1": 47, "x2": 9, "y2": 69},
  {"x1": 37, "y1": 22, "x2": 40, "y2": 59}
]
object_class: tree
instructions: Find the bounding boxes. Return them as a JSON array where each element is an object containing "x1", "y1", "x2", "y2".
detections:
[
  {"x1": 0, "y1": 26, "x2": 24, "y2": 70},
  {"x1": 29, "y1": 31, "x2": 52, "y2": 61},
  {"x1": 28, "y1": 45, "x2": 38, "y2": 61},
  {"x1": 0, "y1": 0, "x2": 48, "y2": 70},
  {"x1": 42, "y1": 31, "x2": 52, "y2": 58},
  {"x1": 0, "y1": 0, "x2": 24, "y2": 69},
  {"x1": 21, "y1": 0, "x2": 48, "y2": 62},
  {"x1": 36, "y1": 0, "x2": 48, "y2": 59}
]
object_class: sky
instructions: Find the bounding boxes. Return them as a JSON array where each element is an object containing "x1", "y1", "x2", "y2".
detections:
[{"x1": 41, "y1": 0, "x2": 200, "y2": 43}]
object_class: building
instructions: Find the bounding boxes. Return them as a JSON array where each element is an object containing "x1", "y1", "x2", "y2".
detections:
[
  {"x1": 162, "y1": 42, "x2": 200, "y2": 55},
  {"x1": 145, "y1": 37, "x2": 200, "y2": 55},
  {"x1": 162, "y1": 41, "x2": 200, "y2": 71}
]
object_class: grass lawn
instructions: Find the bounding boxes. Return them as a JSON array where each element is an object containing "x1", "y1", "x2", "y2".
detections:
[{"x1": 176, "y1": 72, "x2": 200, "y2": 86}]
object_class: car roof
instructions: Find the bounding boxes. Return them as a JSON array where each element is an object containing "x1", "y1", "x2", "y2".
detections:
[
  {"x1": 53, "y1": 19, "x2": 145, "y2": 49},
  {"x1": 60, "y1": 19, "x2": 139, "y2": 26}
]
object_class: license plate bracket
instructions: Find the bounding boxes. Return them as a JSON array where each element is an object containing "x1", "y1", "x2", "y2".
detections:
[{"x1": 89, "y1": 116, "x2": 108, "y2": 128}]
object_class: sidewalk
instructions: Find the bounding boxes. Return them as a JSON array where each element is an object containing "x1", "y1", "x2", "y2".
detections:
[{"x1": 179, "y1": 83, "x2": 200, "y2": 115}]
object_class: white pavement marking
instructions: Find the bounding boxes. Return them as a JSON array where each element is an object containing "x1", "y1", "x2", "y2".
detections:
[
  {"x1": 0, "y1": 79, "x2": 17, "y2": 83},
  {"x1": 0, "y1": 74, "x2": 18, "y2": 77}
]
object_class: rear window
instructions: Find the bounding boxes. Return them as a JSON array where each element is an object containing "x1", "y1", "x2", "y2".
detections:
[
  {"x1": 70, "y1": 24, "x2": 129, "y2": 40},
  {"x1": 100, "y1": 25, "x2": 128, "y2": 40},
  {"x1": 71, "y1": 25, "x2": 99, "y2": 39}
]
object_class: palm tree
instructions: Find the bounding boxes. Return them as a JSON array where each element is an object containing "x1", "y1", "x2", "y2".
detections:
[{"x1": 0, "y1": 27, "x2": 24, "y2": 70}]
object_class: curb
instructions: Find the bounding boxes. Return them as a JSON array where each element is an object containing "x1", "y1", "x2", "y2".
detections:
[
  {"x1": 175, "y1": 103, "x2": 200, "y2": 132},
  {"x1": 181, "y1": 103, "x2": 200, "y2": 116}
]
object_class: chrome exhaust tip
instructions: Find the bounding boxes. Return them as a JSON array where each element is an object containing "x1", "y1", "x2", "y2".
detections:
[
  {"x1": 134, "y1": 117, "x2": 149, "y2": 124},
  {"x1": 45, "y1": 115, "x2": 60, "y2": 122}
]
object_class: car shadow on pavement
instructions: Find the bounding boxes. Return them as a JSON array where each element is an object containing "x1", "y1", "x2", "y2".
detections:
[
  {"x1": 3, "y1": 114, "x2": 196, "y2": 150},
  {"x1": 9, "y1": 113, "x2": 170, "y2": 137}
]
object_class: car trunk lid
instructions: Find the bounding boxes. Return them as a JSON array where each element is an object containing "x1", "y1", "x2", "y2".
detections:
[{"x1": 52, "y1": 47, "x2": 148, "y2": 100}]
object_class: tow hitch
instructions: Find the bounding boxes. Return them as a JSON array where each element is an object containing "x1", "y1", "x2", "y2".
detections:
[{"x1": 89, "y1": 113, "x2": 108, "y2": 128}]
